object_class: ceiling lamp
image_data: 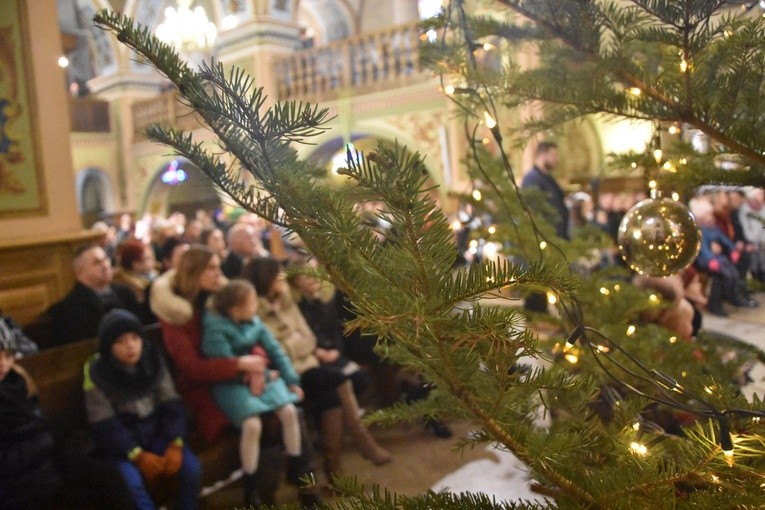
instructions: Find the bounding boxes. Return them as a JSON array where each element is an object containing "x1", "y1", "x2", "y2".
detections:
[{"x1": 156, "y1": 0, "x2": 217, "y2": 54}]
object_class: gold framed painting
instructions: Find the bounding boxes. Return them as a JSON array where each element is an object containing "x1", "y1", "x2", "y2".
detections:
[{"x1": 0, "y1": 0, "x2": 47, "y2": 217}]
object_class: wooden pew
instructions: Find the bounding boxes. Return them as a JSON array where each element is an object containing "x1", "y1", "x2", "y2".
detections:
[{"x1": 16, "y1": 324, "x2": 286, "y2": 508}]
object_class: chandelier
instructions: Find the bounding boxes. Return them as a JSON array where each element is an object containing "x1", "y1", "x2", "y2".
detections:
[{"x1": 155, "y1": 0, "x2": 217, "y2": 54}]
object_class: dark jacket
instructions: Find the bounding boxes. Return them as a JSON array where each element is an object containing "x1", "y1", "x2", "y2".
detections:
[
  {"x1": 220, "y1": 252, "x2": 245, "y2": 279},
  {"x1": 43, "y1": 283, "x2": 143, "y2": 348},
  {"x1": 296, "y1": 292, "x2": 345, "y2": 352},
  {"x1": 0, "y1": 366, "x2": 62, "y2": 508},
  {"x1": 521, "y1": 165, "x2": 569, "y2": 240},
  {"x1": 84, "y1": 353, "x2": 186, "y2": 459}
]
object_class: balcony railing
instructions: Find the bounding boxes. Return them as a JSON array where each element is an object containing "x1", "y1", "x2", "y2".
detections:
[
  {"x1": 274, "y1": 22, "x2": 427, "y2": 102},
  {"x1": 132, "y1": 92, "x2": 202, "y2": 141},
  {"x1": 131, "y1": 23, "x2": 429, "y2": 137}
]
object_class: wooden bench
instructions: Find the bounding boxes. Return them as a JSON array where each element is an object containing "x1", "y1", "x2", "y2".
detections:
[{"x1": 16, "y1": 324, "x2": 287, "y2": 508}]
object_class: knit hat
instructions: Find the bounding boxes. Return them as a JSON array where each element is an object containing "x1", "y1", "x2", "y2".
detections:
[
  {"x1": 0, "y1": 319, "x2": 16, "y2": 352},
  {"x1": 117, "y1": 239, "x2": 147, "y2": 270},
  {"x1": 98, "y1": 309, "x2": 144, "y2": 356}
]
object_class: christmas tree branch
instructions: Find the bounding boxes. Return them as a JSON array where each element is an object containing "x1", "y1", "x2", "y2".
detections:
[{"x1": 494, "y1": 0, "x2": 765, "y2": 169}]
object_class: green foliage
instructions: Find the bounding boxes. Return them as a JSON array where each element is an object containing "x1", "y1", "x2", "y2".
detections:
[
  {"x1": 93, "y1": 2, "x2": 765, "y2": 508},
  {"x1": 432, "y1": 0, "x2": 765, "y2": 184}
]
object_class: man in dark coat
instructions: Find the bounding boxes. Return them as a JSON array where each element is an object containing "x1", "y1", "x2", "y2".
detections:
[
  {"x1": 521, "y1": 141, "x2": 569, "y2": 240},
  {"x1": 41, "y1": 244, "x2": 144, "y2": 348},
  {"x1": 521, "y1": 141, "x2": 568, "y2": 313}
]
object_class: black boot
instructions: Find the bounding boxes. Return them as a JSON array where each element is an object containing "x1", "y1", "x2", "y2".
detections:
[
  {"x1": 286, "y1": 454, "x2": 314, "y2": 486},
  {"x1": 297, "y1": 487, "x2": 323, "y2": 509},
  {"x1": 707, "y1": 277, "x2": 727, "y2": 316},
  {"x1": 287, "y1": 454, "x2": 323, "y2": 509},
  {"x1": 243, "y1": 471, "x2": 263, "y2": 509}
]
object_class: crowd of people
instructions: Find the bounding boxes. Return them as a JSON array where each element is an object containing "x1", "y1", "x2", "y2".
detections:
[
  {"x1": 457, "y1": 141, "x2": 764, "y2": 337},
  {"x1": 2, "y1": 142, "x2": 764, "y2": 508},
  {"x1": 1, "y1": 207, "x2": 454, "y2": 509}
]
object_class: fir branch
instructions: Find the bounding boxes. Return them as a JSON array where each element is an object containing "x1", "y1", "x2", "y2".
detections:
[{"x1": 493, "y1": 0, "x2": 765, "y2": 169}]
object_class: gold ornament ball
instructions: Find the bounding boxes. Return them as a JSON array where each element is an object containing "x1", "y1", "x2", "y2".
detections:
[{"x1": 617, "y1": 197, "x2": 701, "y2": 277}]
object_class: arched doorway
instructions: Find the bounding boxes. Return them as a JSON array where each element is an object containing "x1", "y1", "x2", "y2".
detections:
[
  {"x1": 142, "y1": 159, "x2": 222, "y2": 220},
  {"x1": 76, "y1": 168, "x2": 113, "y2": 227}
]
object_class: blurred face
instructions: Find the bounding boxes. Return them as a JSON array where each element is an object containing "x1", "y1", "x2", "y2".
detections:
[
  {"x1": 229, "y1": 289, "x2": 258, "y2": 322},
  {"x1": 185, "y1": 220, "x2": 203, "y2": 241},
  {"x1": 541, "y1": 148, "x2": 558, "y2": 172},
  {"x1": 748, "y1": 189, "x2": 764, "y2": 208},
  {"x1": 231, "y1": 226, "x2": 260, "y2": 257},
  {"x1": 199, "y1": 255, "x2": 224, "y2": 292},
  {"x1": 206, "y1": 229, "x2": 226, "y2": 255},
  {"x1": 133, "y1": 249, "x2": 156, "y2": 274},
  {"x1": 293, "y1": 274, "x2": 321, "y2": 298},
  {"x1": 75, "y1": 247, "x2": 113, "y2": 290},
  {"x1": 728, "y1": 192, "x2": 744, "y2": 209},
  {"x1": 0, "y1": 350, "x2": 14, "y2": 381},
  {"x1": 712, "y1": 191, "x2": 729, "y2": 213},
  {"x1": 269, "y1": 272, "x2": 288, "y2": 300},
  {"x1": 111, "y1": 332, "x2": 143, "y2": 367}
]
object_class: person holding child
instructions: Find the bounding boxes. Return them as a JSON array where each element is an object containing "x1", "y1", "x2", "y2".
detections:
[
  {"x1": 202, "y1": 279, "x2": 314, "y2": 508},
  {"x1": 83, "y1": 309, "x2": 202, "y2": 510},
  {"x1": 150, "y1": 246, "x2": 321, "y2": 507}
]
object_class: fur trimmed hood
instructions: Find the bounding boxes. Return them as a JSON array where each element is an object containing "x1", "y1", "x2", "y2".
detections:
[{"x1": 149, "y1": 270, "x2": 193, "y2": 325}]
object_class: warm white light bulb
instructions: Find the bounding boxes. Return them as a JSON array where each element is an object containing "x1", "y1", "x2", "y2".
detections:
[
  {"x1": 629, "y1": 442, "x2": 648, "y2": 456},
  {"x1": 483, "y1": 111, "x2": 497, "y2": 129},
  {"x1": 723, "y1": 449, "x2": 734, "y2": 467}
]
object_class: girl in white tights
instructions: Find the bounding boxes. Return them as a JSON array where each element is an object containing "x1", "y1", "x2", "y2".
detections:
[{"x1": 202, "y1": 280, "x2": 310, "y2": 507}]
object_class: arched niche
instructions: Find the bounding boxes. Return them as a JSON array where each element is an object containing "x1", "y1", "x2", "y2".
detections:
[
  {"x1": 555, "y1": 117, "x2": 604, "y2": 192},
  {"x1": 297, "y1": 0, "x2": 354, "y2": 45},
  {"x1": 141, "y1": 158, "x2": 222, "y2": 219},
  {"x1": 75, "y1": 168, "x2": 114, "y2": 226}
]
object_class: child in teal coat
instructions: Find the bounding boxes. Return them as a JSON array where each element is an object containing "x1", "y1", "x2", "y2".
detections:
[{"x1": 202, "y1": 279, "x2": 307, "y2": 508}]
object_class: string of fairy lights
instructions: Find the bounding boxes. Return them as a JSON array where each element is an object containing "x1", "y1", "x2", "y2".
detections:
[{"x1": 433, "y1": 0, "x2": 765, "y2": 468}]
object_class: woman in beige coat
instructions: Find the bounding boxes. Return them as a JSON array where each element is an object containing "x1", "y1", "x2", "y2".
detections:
[{"x1": 242, "y1": 257, "x2": 391, "y2": 479}]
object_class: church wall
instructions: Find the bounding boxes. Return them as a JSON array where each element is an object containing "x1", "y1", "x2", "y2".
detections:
[
  {"x1": 0, "y1": 0, "x2": 98, "y2": 325},
  {"x1": 0, "y1": 0, "x2": 80, "y2": 241}
]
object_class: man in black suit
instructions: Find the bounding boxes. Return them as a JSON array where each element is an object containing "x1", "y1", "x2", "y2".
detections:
[{"x1": 41, "y1": 243, "x2": 144, "y2": 348}]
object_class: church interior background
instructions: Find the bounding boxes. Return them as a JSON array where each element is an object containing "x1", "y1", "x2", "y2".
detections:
[{"x1": 0, "y1": 0, "x2": 655, "y2": 323}]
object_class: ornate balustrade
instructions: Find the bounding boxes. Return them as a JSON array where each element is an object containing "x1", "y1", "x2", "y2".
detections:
[
  {"x1": 132, "y1": 91, "x2": 201, "y2": 141},
  {"x1": 274, "y1": 22, "x2": 427, "y2": 102},
  {"x1": 130, "y1": 22, "x2": 429, "y2": 137}
]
